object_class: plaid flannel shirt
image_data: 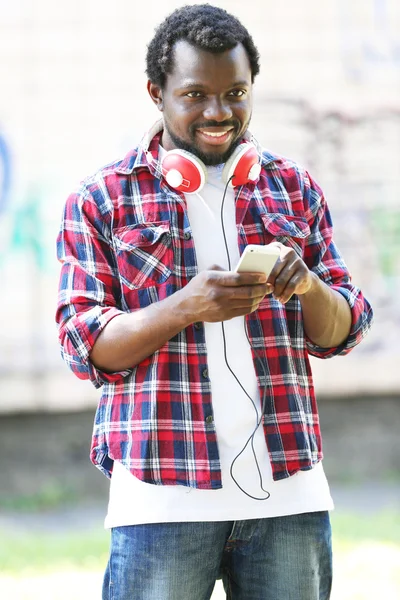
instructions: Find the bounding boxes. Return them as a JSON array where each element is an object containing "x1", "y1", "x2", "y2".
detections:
[{"x1": 56, "y1": 125, "x2": 373, "y2": 488}]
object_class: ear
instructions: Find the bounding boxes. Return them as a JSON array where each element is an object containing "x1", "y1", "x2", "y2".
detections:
[{"x1": 147, "y1": 81, "x2": 163, "y2": 111}]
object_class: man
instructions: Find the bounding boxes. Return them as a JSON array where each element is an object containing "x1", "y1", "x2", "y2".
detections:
[{"x1": 56, "y1": 5, "x2": 373, "y2": 600}]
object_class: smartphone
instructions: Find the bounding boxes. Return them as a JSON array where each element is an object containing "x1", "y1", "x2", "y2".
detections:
[{"x1": 235, "y1": 244, "x2": 280, "y2": 278}]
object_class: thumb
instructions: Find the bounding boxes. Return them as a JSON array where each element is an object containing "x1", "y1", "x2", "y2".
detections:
[{"x1": 207, "y1": 264, "x2": 227, "y2": 272}]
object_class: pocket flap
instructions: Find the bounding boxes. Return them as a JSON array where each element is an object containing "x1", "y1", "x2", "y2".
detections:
[
  {"x1": 113, "y1": 221, "x2": 171, "y2": 250},
  {"x1": 261, "y1": 213, "x2": 310, "y2": 239}
]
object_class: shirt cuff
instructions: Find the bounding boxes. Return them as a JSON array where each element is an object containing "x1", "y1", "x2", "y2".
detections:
[
  {"x1": 63, "y1": 306, "x2": 133, "y2": 387},
  {"x1": 306, "y1": 284, "x2": 373, "y2": 359}
]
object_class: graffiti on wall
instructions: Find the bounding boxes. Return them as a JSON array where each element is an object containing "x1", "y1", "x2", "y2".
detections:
[
  {"x1": 0, "y1": 132, "x2": 48, "y2": 270},
  {"x1": 256, "y1": 96, "x2": 400, "y2": 324},
  {"x1": 372, "y1": 208, "x2": 400, "y2": 282},
  {"x1": 0, "y1": 133, "x2": 11, "y2": 216}
]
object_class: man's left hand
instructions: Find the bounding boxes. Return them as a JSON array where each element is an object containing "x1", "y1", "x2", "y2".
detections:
[{"x1": 266, "y1": 242, "x2": 316, "y2": 304}]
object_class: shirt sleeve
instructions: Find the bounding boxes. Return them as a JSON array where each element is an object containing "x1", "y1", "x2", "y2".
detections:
[
  {"x1": 56, "y1": 183, "x2": 132, "y2": 387},
  {"x1": 301, "y1": 170, "x2": 373, "y2": 359}
]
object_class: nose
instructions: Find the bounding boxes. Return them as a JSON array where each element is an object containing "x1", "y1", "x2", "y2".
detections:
[{"x1": 203, "y1": 96, "x2": 233, "y2": 122}]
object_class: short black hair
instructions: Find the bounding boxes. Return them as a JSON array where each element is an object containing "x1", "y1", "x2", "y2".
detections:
[{"x1": 146, "y1": 4, "x2": 260, "y2": 88}]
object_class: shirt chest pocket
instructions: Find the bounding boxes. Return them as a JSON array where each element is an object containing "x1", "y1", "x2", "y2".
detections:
[
  {"x1": 261, "y1": 213, "x2": 310, "y2": 256},
  {"x1": 113, "y1": 221, "x2": 173, "y2": 290}
]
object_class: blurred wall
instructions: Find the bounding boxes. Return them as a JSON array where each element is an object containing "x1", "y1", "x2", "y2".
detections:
[{"x1": 0, "y1": 0, "x2": 399, "y2": 412}]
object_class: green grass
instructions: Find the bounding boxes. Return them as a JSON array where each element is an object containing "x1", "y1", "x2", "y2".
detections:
[
  {"x1": 331, "y1": 510, "x2": 400, "y2": 545},
  {"x1": 0, "y1": 529, "x2": 109, "y2": 574},
  {"x1": 0, "y1": 484, "x2": 78, "y2": 512},
  {"x1": 330, "y1": 511, "x2": 400, "y2": 600}
]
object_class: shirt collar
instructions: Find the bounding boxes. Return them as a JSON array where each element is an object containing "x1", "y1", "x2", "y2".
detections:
[{"x1": 115, "y1": 120, "x2": 164, "y2": 177}]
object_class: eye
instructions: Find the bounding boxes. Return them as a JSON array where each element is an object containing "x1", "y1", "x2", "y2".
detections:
[
  {"x1": 228, "y1": 89, "x2": 246, "y2": 97},
  {"x1": 185, "y1": 91, "x2": 204, "y2": 99}
]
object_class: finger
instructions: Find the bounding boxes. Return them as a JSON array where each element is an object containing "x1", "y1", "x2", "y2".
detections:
[
  {"x1": 233, "y1": 294, "x2": 268, "y2": 315},
  {"x1": 209, "y1": 286, "x2": 270, "y2": 317},
  {"x1": 275, "y1": 272, "x2": 306, "y2": 304},
  {"x1": 208, "y1": 270, "x2": 268, "y2": 287},
  {"x1": 269, "y1": 258, "x2": 299, "y2": 297},
  {"x1": 228, "y1": 283, "x2": 272, "y2": 300},
  {"x1": 222, "y1": 302, "x2": 264, "y2": 320},
  {"x1": 267, "y1": 245, "x2": 296, "y2": 285}
]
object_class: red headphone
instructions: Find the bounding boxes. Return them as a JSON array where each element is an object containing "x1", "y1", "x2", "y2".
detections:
[{"x1": 161, "y1": 143, "x2": 261, "y2": 194}]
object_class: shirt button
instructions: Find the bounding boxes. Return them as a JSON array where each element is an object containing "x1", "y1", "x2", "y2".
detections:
[
  {"x1": 184, "y1": 231, "x2": 192, "y2": 240},
  {"x1": 205, "y1": 415, "x2": 214, "y2": 424},
  {"x1": 194, "y1": 322, "x2": 202, "y2": 330},
  {"x1": 202, "y1": 368, "x2": 209, "y2": 379}
]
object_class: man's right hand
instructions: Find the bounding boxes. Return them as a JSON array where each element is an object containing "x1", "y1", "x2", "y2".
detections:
[
  {"x1": 90, "y1": 266, "x2": 272, "y2": 372},
  {"x1": 180, "y1": 265, "x2": 273, "y2": 324}
]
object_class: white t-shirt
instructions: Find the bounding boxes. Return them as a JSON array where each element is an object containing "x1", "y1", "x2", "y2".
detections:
[{"x1": 105, "y1": 159, "x2": 334, "y2": 528}]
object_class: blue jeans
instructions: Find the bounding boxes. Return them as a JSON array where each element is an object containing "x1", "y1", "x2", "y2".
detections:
[{"x1": 102, "y1": 511, "x2": 332, "y2": 600}]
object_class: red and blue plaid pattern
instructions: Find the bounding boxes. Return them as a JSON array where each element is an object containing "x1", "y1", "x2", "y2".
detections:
[{"x1": 56, "y1": 128, "x2": 373, "y2": 488}]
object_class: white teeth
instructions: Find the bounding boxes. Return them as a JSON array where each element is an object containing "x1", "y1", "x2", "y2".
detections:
[{"x1": 201, "y1": 131, "x2": 229, "y2": 137}]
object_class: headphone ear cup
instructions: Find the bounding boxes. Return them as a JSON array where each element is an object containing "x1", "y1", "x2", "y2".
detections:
[
  {"x1": 161, "y1": 149, "x2": 207, "y2": 194},
  {"x1": 222, "y1": 144, "x2": 261, "y2": 187}
]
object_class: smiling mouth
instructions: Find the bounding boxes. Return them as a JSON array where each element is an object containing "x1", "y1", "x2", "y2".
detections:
[{"x1": 196, "y1": 128, "x2": 234, "y2": 146}]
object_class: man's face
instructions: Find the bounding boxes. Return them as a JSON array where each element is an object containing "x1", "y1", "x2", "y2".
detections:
[{"x1": 148, "y1": 40, "x2": 253, "y2": 166}]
